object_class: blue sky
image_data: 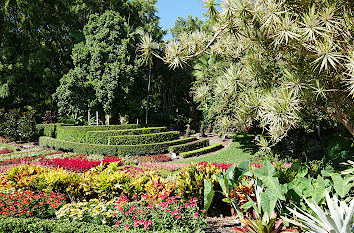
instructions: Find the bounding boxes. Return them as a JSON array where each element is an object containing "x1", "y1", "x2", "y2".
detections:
[{"x1": 156, "y1": 0, "x2": 206, "y2": 39}]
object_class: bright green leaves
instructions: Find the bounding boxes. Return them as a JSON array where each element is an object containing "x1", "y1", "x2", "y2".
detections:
[{"x1": 203, "y1": 179, "x2": 214, "y2": 211}]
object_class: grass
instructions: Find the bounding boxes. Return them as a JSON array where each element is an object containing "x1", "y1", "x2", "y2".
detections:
[{"x1": 173, "y1": 134, "x2": 263, "y2": 164}]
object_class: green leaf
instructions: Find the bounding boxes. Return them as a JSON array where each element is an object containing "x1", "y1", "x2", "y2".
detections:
[
  {"x1": 260, "y1": 190, "x2": 277, "y2": 214},
  {"x1": 253, "y1": 161, "x2": 275, "y2": 177},
  {"x1": 331, "y1": 174, "x2": 350, "y2": 198},
  {"x1": 204, "y1": 179, "x2": 215, "y2": 211},
  {"x1": 215, "y1": 174, "x2": 227, "y2": 195},
  {"x1": 241, "y1": 200, "x2": 256, "y2": 211}
]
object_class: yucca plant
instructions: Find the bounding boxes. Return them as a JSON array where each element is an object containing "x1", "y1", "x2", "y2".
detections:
[{"x1": 285, "y1": 192, "x2": 354, "y2": 233}]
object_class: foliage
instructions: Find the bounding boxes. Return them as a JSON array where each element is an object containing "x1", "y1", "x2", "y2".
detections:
[
  {"x1": 170, "y1": 15, "x2": 205, "y2": 38},
  {"x1": 0, "y1": 191, "x2": 66, "y2": 219},
  {"x1": 42, "y1": 158, "x2": 122, "y2": 173},
  {"x1": 86, "y1": 127, "x2": 167, "y2": 144},
  {"x1": 0, "y1": 217, "x2": 124, "y2": 233},
  {"x1": 0, "y1": 0, "x2": 161, "y2": 114},
  {"x1": 0, "y1": 109, "x2": 38, "y2": 142},
  {"x1": 168, "y1": 139, "x2": 209, "y2": 154},
  {"x1": 108, "y1": 131, "x2": 180, "y2": 145},
  {"x1": 180, "y1": 143, "x2": 223, "y2": 158},
  {"x1": 56, "y1": 195, "x2": 207, "y2": 232},
  {"x1": 36, "y1": 123, "x2": 62, "y2": 138},
  {"x1": 39, "y1": 136, "x2": 197, "y2": 156},
  {"x1": 54, "y1": 10, "x2": 143, "y2": 119},
  {"x1": 286, "y1": 192, "x2": 354, "y2": 233},
  {"x1": 56, "y1": 125, "x2": 139, "y2": 143},
  {"x1": 142, "y1": 0, "x2": 354, "y2": 146}
]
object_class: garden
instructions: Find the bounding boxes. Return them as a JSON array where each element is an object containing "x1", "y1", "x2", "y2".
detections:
[{"x1": 0, "y1": 0, "x2": 353, "y2": 232}]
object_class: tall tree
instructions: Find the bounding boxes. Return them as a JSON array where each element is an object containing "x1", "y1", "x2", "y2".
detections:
[
  {"x1": 54, "y1": 10, "x2": 144, "y2": 121},
  {"x1": 0, "y1": 0, "x2": 160, "y2": 113}
]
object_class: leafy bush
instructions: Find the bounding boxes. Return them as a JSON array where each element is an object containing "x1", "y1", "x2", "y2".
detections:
[
  {"x1": 180, "y1": 143, "x2": 223, "y2": 158},
  {"x1": 39, "y1": 136, "x2": 197, "y2": 156},
  {"x1": 0, "y1": 190, "x2": 66, "y2": 219},
  {"x1": 0, "y1": 109, "x2": 38, "y2": 142},
  {"x1": 17, "y1": 110, "x2": 38, "y2": 141},
  {"x1": 168, "y1": 139, "x2": 209, "y2": 154},
  {"x1": 325, "y1": 135, "x2": 354, "y2": 169},
  {"x1": 36, "y1": 123, "x2": 62, "y2": 137},
  {"x1": 108, "y1": 131, "x2": 180, "y2": 145},
  {"x1": 86, "y1": 127, "x2": 167, "y2": 144},
  {"x1": 56, "y1": 124, "x2": 140, "y2": 143}
]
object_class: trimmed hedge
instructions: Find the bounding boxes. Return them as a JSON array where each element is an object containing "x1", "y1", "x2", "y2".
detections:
[
  {"x1": 56, "y1": 124, "x2": 140, "y2": 143},
  {"x1": 108, "y1": 131, "x2": 180, "y2": 145},
  {"x1": 0, "y1": 143, "x2": 20, "y2": 151},
  {"x1": 0, "y1": 217, "x2": 120, "y2": 233},
  {"x1": 36, "y1": 123, "x2": 62, "y2": 137},
  {"x1": 168, "y1": 139, "x2": 209, "y2": 154},
  {"x1": 180, "y1": 143, "x2": 223, "y2": 158},
  {"x1": 39, "y1": 136, "x2": 197, "y2": 156},
  {"x1": 0, "y1": 217, "x2": 194, "y2": 233},
  {"x1": 86, "y1": 127, "x2": 167, "y2": 144}
]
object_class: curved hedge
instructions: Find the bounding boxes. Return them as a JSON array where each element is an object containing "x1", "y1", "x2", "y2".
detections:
[
  {"x1": 56, "y1": 124, "x2": 140, "y2": 143},
  {"x1": 180, "y1": 143, "x2": 224, "y2": 158},
  {"x1": 39, "y1": 136, "x2": 197, "y2": 156},
  {"x1": 168, "y1": 139, "x2": 209, "y2": 154},
  {"x1": 86, "y1": 127, "x2": 167, "y2": 144},
  {"x1": 108, "y1": 131, "x2": 180, "y2": 145}
]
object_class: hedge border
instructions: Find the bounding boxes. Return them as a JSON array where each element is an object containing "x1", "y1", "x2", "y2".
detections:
[
  {"x1": 36, "y1": 123, "x2": 62, "y2": 137},
  {"x1": 108, "y1": 131, "x2": 180, "y2": 145},
  {"x1": 56, "y1": 124, "x2": 140, "y2": 143},
  {"x1": 180, "y1": 143, "x2": 223, "y2": 158},
  {"x1": 168, "y1": 139, "x2": 209, "y2": 154},
  {"x1": 39, "y1": 136, "x2": 197, "y2": 156},
  {"x1": 86, "y1": 127, "x2": 167, "y2": 144}
]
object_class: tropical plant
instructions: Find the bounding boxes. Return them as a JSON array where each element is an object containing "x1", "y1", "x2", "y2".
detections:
[
  {"x1": 285, "y1": 192, "x2": 354, "y2": 233},
  {"x1": 140, "y1": 0, "x2": 354, "y2": 148}
]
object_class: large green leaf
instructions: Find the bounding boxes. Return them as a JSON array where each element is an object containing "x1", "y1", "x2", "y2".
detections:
[
  {"x1": 215, "y1": 174, "x2": 227, "y2": 195},
  {"x1": 253, "y1": 161, "x2": 275, "y2": 177},
  {"x1": 204, "y1": 179, "x2": 215, "y2": 211},
  {"x1": 331, "y1": 174, "x2": 351, "y2": 198},
  {"x1": 260, "y1": 190, "x2": 277, "y2": 214}
]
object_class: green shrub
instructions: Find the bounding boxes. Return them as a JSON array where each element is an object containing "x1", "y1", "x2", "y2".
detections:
[
  {"x1": 108, "y1": 131, "x2": 180, "y2": 145},
  {"x1": 0, "y1": 217, "x2": 198, "y2": 233},
  {"x1": 86, "y1": 127, "x2": 167, "y2": 144},
  {"x1": 36, "y1": 123, "x2": 62, "y2": 137},
  {"x1": 168, "y1": 139, "x2": 209, "y2": 154},
  {"x1": 2, "y1": 109, "x2": 38, "y2": 142},
  {"x1": 56, "y1": 124, "x2": 140, "y2": 143},
  {"x1": 0, "y1": 143, "x2": 20, "y2": 151},
  {"x1": 180, "y1": 143, "x2": 223, "y2": 158},
  {"x1": 0, "y1": 217, "x2": 121, "y2": 233},
  {"x1": 39, "y1": 136, "x2": 197, "y2": 156}
]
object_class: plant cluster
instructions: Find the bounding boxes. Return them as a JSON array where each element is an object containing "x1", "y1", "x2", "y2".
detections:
[
  {"x1": 0, "y1": 190, "x2": 66, "y2": 219},
  {"x1": 0, "y1": 109, "x2": 38, "y2": 142}
]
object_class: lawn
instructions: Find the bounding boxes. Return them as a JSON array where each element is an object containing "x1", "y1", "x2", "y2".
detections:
[{"x1": 174, "y1": 134, "x2": 263, "y2": 164}]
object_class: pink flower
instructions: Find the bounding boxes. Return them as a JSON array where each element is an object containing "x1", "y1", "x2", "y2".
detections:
[
  {"x1": 193, "y1": 212, "x2": 199, "y2": 218},
  {"x1": 134, "y1": 220, "x2": 139, "y2": 227},
  {"x1": 113, "y1": 213, "x2": 117, "y2": 217},
  {"x1": 175, "y1": 215, "x2": 181, "y2": 219},
  {"x1": 125, "y1": 224, "x2": 130, "y2": 230},
  {"x1": 115, "y1": 221, "x2": 121, "y2": 226}
]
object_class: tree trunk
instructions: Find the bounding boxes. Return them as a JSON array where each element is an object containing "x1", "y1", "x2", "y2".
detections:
[{"x1": 145, "y1": 67, "x2": 152, "y2": 125}]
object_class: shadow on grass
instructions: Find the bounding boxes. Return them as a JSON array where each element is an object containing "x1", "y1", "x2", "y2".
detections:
[{"x1": 233, "y1": 133, "x2": 259, "y2": 154}]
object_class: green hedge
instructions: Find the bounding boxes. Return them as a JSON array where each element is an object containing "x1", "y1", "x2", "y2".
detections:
[
  {"x1": 36, "y1": 123, "x2": 62, "y2": 137},
  {"x1": 0, "y1": 217, "x2": 120, "y2": 233},
  {"x1": 108, "y1": 131, "x2": 180, "y2": 145},
  {"x1": 168, "y1": 139, "x2": 209, "y2": 154},
  {"x1": 86, "y1": 127, "x2": 167, "y2": 144},
  {"x1": 0, "y1": 217, "x2": 197, "y2": 233},
  {"x1": 39, "y1": 136, "x2": 197, "y2": 156},
  {"x1": 56, "y1": 124, "x2": 140, "y2": 143},
  {"x1": 0, "y1": 143, "x2": 20, "y2": 151},
  {"x1": 180, "y1": 143, "x2": 223, "y2": 158}
]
